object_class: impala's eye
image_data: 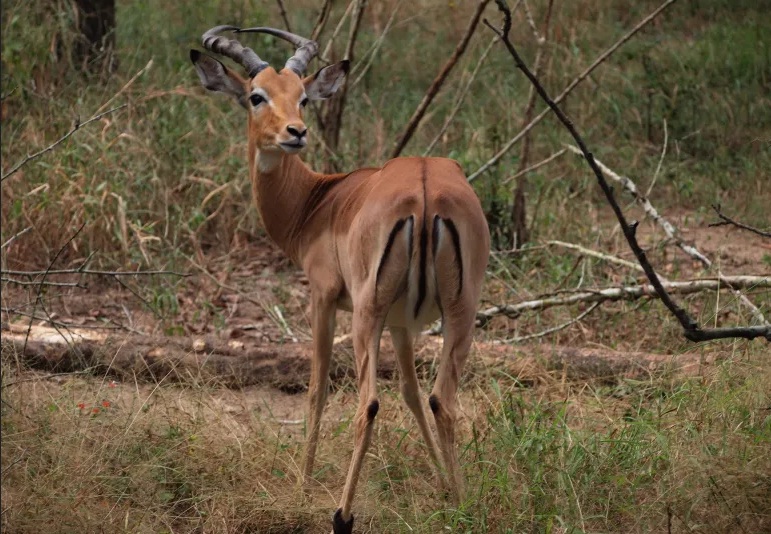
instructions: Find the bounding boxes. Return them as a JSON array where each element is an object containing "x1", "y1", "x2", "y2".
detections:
[
  {"x1": 300, "y1": 97, "x2": 309, "y2": 108},
  {"x1": 250, "y1": 94, "x2": 265, "y2": 107}
]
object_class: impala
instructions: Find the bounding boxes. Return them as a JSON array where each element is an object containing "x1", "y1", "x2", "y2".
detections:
[{"x1": 190, "y1": 24, "x2": 490, "y2": 533}]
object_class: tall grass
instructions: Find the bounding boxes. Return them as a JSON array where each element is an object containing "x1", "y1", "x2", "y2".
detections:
[{"x1": 2, "y1": 0, "x2": 769, "y2": 268}]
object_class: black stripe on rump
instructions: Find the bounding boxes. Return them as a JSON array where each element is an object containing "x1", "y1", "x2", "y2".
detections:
[
  {"x1": 441, "y1": 217, "x2": 464, "y2": 297},
  {"x1": 375, "y1": 217, "x2": 409, "y2": 298}
]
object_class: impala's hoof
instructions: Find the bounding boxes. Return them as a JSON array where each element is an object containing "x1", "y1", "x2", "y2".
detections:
[{"x1": 332, "y1": 508, "x2": 354, "y2": 534}]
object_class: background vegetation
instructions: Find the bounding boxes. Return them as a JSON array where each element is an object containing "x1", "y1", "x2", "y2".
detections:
[{"x1": 2, "y1": 0, "x2": 769, "y2": 532}]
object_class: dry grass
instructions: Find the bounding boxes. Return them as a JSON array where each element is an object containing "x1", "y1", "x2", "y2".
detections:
[{"x1": 2, "y1": 341, "x2": 769, "y2": 532}]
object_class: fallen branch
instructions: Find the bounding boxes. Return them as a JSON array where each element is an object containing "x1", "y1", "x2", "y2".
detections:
[
  {"x1": 564, "y1": 144, "x2": 767, "y2": 324},
  {"x1": 546, "y1": 240, "x2": 659, "y2": 278},
  {"x1": 391, "y1": 0, "x2": 491, "y2": 158},
  {"x1": 1, "y1": 104, "x2": 127, "y2": 182},
  {"x1": 468, "y1": 0, "x2": 677, "y2": 182},
  {"x1": 1, "y1": 268, "x2": 190, "y2": 278},
  {"x1": 476, "y1": 276, "x2": 771, "y2": 322},
  {"x1": 709, "y1": 204, "x2": 771, "y2": 239},
  {"x1": 486, "y1": 0, "x2": 769, "y2": 342}
]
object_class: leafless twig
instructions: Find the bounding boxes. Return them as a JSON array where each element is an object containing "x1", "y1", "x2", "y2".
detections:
[
  {"x1": 487, "y1": 0, "x2": 769, "y2": 342},
  {"x1": 351, "y1": 0, "x2": 405, "y2": 88},
  {"x1": 423, "y1": 35, "x2": 499, "y2": 156},
  {"x1": 504, "y1": 302, "x2": 601, "y2": 343},
  {"x1": 709, "y1": 204, "x2": 771, "y2": 239},
  {"x1": 468, "y1": 0, "x2": 678, "y2": 182},
  {"x1": 311, "y1": 0, "x2": 333, "y2": 42},
  {"x1": 391, "y1": 0, "x2": 491, "y2": 158},
  {"x1": 2, "y1": 227, "x2": 32, "y2": 250},
  {"x1": 546, "y1": 240, "x2": 662, "y2": 279},
  {"x1": 1, "y1": 105, "x2": 127, "y2": 182},
  {"x1": 504, "y1": 148, "x2": 566, "y2": 184},
  {"x1": 645, "y1": 119, "x2": 668, "y2": 198},
  {"x1": 276, "y1": 0, "x2": 292, "y2": 32},
  {"x1": 1, "y1": 278, "x2": 86, "y2": 289}
]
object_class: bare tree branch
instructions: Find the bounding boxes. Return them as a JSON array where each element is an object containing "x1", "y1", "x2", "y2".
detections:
[
  {"x1": 311, "y1": 0, "x2": 333, "y2": 41},
  {"x1": 351, "y1": 0, "x2": 405, "y2": 88},
  {"x1": 276, "y1": 0, "x2": 292, "y2": 32},
  {"x1": 709, "y1": 204, "x2": 771, "y2": 239},
  {"x1": 468, "y1": 0, "x2": 678, "y2": 182},
  {"x1": 564, "y1": 144, "x2": 767, "y2": 324},
  {"x1": 1, "y1": 104, "x2": 127, "y2": 182},
  {"x1": 486, "y1": 0, "x2": 769, "y2": 343},
  {"x1": 546, "y1": 240, "x2": 661, "y2": 278},
  {"x1": 391, "y1": 0, "x2": 491, "y2": 158},
  {"x1": 423, "y1": 35, "x2": 499, "y2": 156}
]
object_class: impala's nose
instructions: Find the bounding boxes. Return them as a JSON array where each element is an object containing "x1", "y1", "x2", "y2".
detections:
[{"x1": 287, "y1": 124, "x2": 307, "y2": 140}]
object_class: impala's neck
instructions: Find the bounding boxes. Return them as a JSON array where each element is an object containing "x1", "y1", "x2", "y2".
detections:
[{"x1": 249, "y1": 145, "x2": 332, "y2": 263}]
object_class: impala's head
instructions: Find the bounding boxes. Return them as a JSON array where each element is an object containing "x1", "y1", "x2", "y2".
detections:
[{"x1": 190, "y1": 25, "x2": 348, "y2": 155}]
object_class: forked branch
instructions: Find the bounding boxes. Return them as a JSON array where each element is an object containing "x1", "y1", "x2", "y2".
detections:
[{"x1": 486, "y1": 0, "x2": 769, "y2": 342}]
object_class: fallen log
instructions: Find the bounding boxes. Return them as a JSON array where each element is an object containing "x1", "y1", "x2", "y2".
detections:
[{"x1": 3, "y1": 323, "x2": 719, "y2": 391}]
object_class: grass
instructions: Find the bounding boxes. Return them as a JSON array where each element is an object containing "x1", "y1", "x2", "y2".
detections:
[
  {"x1": 2, "y1": 345, "x2": 769, "y2": 532},
  {"x1": 2, "y1": 0, "x2": 770, "y2": 532}
]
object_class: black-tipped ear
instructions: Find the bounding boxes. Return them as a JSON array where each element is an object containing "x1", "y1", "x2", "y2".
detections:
[
  {"x1": 190, "y1": 49, "x2": 248, "y2": 108},
  {"x1": 304, "y1": 60, "x2": 349, "y2": 101}
]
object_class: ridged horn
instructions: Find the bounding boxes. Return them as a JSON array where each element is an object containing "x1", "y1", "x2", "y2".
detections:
[
  {"x1": 237, "y1": 27, "x2": 319, "y2": 76},
  {"x1": 201, "y1": 25, "x2": 268, "y2": 78}
]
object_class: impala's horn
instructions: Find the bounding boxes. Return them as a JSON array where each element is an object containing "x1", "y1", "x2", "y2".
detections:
[
  {"x1": 201, "y1": 25, "x2": 268, "y2": 78},
  {"x1": 237, "y1": 27, "x2": 319, "y2": 76}
]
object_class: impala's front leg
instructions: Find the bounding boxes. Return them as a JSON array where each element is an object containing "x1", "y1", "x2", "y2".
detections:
[{"x1": 302, "y1": 292, "x2": 336, "y2": 485}]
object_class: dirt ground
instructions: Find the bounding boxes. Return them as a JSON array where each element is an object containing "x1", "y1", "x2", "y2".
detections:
[{"x1": 4, "y1": 216, "x2": 768, "y2": 407}]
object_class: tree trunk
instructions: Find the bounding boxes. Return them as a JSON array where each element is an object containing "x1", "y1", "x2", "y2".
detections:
[{"x1": 72, "y1": 0, "x2": 117, "y2": 77}]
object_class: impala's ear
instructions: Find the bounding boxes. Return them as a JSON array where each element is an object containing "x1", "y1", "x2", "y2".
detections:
[
  {"x1": 190, "y1": 49, "x2": 249, "y2": 108},
  {"x1": 304, "y1": 60, "x2": 349, "y2": 100}
]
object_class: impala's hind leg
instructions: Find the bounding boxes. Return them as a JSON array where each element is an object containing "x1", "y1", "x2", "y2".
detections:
[
  {"x1": 389, "y1": 326, "x2": 446, "y2": 484},
  {"x1": 428, "y1": 305, "x2": 475, "y2": 505}
]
